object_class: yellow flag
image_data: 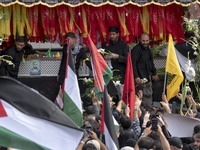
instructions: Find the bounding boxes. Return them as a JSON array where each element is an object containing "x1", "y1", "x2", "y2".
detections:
[{"x1": 166, "y1": 34, "x2": 184, "y2": 101}]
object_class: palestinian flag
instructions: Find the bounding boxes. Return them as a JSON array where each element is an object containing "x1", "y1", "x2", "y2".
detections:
[
  {"x1": 0, "y1": 77, "x2": 84, "y2": 150},
  {"x1": 87, "y1": 35, "x2": 113, "y2": 99},
  {"x1": 113, "y1": 116, "x2": 119, "y2": 132},
  {"x1": 101, "y1": 86, "x2": 119, "y2": 150},
  {"x1": 56, "y1": 39, "x2": 83, "y2": 127}
]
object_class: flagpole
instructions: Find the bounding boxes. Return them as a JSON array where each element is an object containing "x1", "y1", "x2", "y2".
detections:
[
  {"x1": 127, "y1": 90, "x2": 128, "y2": 105},
  {"x1": 100, "y1": 133, "x2": 103, "y2": 141},
  {"x1": 163, "y1": 72, "x2": 167, "y2": 94}
]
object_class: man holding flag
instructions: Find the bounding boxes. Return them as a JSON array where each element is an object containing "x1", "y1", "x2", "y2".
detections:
[
  {"x1": 57, "y1": 32, "x2": 76, "y2": 86},
  {"x1": 55, "y1": 32, "x2": 83, "y2": 127}
]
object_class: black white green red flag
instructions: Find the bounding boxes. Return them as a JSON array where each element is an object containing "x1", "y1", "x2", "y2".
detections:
[
  {"x1": 56, "y1": 39, "x2": 83, "y2": 127},
  {"x1": 101, "y1": 86, "x2": 119, "y2": 150},
  {"x1": 0, "y1": 77, "x2": 84, "y2": 150},
  {"x1": 87, "y1": 35, "x2": 113, "y2": 99}
]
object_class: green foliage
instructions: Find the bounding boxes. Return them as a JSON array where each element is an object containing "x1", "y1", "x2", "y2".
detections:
[
  {"x1": 112, "y1": 75, "x2": 121, "y2": 82},
  {"x1": 150, "y1": 42, "x2": 168, "y2": 58},
  {"x1": 129, "y1": 42, "x2": 138, "y2": 49}
]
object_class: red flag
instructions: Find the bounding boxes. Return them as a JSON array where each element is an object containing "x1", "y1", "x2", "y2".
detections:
[{"x1": 122, "y1": 52, "x2": 136, "y2": 121}]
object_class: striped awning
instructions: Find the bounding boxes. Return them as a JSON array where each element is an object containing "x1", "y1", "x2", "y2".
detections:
[{"x1": 0, "y1": 0, "x2": 198, "y2": 7}]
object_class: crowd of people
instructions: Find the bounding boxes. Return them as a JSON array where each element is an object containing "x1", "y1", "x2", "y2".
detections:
[
  {"x1": 76, "y1": 89, "x2": 200, "y2": 150},
  {"x1": 0, "y1": 26, "x2": 200, "y2": 150}
]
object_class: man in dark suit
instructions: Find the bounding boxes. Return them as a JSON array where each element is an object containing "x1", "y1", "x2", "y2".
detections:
[
  {"x1": 131, "y1": 33, "x2": 160, "y2": 109},
  {"x1": 102, "y1": 26, "x2": 129, "y2": 84}
]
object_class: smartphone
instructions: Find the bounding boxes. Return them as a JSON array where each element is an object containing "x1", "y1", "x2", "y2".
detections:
[
  {"x1": 151, "y1": 114, "x2": 159, "y2": 119},
  {"x1": 151, "y1": 118, "x2": 158, "y2": 131},
  {"x1": 172, "y1": 101, "x2": 176, "y2": 113},
  {"x1": 187, "y1": 91, "x2": 191, "y2": 95},
  {"x1": 85, "y1": 126, "x2": 92, "y2": 134},
  {"x1": 152, "y1": 101, "x2": 161, "y2": 108}
]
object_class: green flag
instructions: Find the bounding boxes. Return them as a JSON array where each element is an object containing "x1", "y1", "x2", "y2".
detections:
[{"x1": 46, "y1": 49, "x2": 53, "y2": 57}]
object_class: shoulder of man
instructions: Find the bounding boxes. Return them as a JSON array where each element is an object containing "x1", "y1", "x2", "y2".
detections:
[
  {"x1": 102, "y1": 41, "x2": 107, "y2": 48},
  {"x1": 118, "y1": 39, "x2": 128, "y2": 46},
  {"x1": 5, "y1": 46, "x2": 17, "y2": 55},
  {"x1": 132, "y1": 43, "x2": 141, "y2": 52}
]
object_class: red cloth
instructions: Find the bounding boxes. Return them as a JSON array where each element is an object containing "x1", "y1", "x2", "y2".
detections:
[{"x1": 122, "y1": 53, "x2": 136, "y2": 121}]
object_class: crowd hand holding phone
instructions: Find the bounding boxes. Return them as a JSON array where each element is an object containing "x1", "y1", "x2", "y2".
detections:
[
  {"x1": 139, "y1": 124, "x2": 171, "y2": 150},
  {"x1": 142, "y1": 124, "x2": 163, "y2": 136},
  {"x1": 87, "y1": 130, "x2": 98, "y2": 140}
]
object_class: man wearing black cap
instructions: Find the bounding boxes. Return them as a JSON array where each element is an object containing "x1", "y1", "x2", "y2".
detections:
[
  {"x1": 0, "y1": 36, "x2": 27, "y2": 78},
  {"x1": 169, "y1": 137, "x2": 183, "y2": 150}
]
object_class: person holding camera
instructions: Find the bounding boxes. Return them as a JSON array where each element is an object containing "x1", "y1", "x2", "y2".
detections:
[
  {"x1": 76, "y1": 130, "x2": 108, "y2": 150},
  {"x1": 134, "y1": 125, "x2": 170, "y2": 150}
]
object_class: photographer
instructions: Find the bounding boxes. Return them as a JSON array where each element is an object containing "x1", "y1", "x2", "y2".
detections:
[
  {"x1": 134, "y1": 125, "x2": 170, "y2": 150},
  {"x1": 76, "y1": 131, "x2": 108, "y2": 150}
]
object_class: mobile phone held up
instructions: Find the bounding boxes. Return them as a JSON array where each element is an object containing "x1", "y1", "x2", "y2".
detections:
[
  {"x1": 151, "y1": 118, "x2": 158, "y2": 131},
  {"x1": 85, "y1": 126, "x2": 93, "y2": 134}
]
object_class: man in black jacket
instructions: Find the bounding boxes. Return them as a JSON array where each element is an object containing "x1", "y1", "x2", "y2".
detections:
[
  {"x1": 175, "y1": 31, "x2": 199, "y2": 99},
  {"x1": 102, "y1": 26, "x2": 129, "y2": 84},
  {"x1": 131, "y1": 33, "x2": 159, "y2": 109},
  {"x1": 57, "y1": 32, "x2": 91, "y2": 85},
  {"x1": 0, "y1": 36, "x2": 26, "y2": 78}
]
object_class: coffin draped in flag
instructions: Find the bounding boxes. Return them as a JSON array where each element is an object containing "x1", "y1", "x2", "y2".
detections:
[
  {"x1": 101, "y1": 86, "x2": 119, "y2": 150},
  {"x1": 166, "y1": 34, "x2": 184, "y2": 101},
  {"x1": 56, "y1": 40, "x2": 83, "y2": 127},
  {"x1": 87, "y1": 35, "x2": 113, "y2": 99},
  {"x1": 0, "y1": 77, "x2": 84, "y2": 150},
  {"x1": 122, "y1": 52, "x2": 136, "y2": 121}
]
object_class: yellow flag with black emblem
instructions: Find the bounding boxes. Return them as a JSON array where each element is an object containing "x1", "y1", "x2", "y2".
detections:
[{"x1": 166, "y1": 34, "x2": 184, "y2": 101}]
